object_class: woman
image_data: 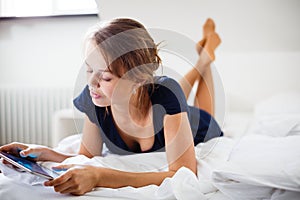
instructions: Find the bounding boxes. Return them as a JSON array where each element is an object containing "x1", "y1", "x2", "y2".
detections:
[{"x1": 0, "y1": 18, "x2": 222, "y2": 195}]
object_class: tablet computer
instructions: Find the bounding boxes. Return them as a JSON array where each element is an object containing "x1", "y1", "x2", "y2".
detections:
[{"x1": 0, "y1": 151, "x2": 59, "y2": 180}]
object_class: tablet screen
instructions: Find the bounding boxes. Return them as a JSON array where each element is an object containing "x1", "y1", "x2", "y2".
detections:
[{"x1": 0, "y1": 151, "x2": 58, "y2": 180}]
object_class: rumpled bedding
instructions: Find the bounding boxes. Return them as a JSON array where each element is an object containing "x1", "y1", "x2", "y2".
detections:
[{"x1": 1, "y1": 114, "x2": 300, "y2": 200}]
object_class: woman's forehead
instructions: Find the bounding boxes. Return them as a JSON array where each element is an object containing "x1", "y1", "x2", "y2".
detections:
[
  {"x1": 85, "y1": 42, "x2": 107, "y2": 70},
  {"x1": 85, "y1": 40, "x2": 98, "y2": 56}
]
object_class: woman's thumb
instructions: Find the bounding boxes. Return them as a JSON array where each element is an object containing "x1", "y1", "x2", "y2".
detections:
[
  {"x1": 19, "y1": 148, "x2": 38, "y2": 159},
  {"x1": 52, "y1": 164, "x2": 74, "y2": 171}
]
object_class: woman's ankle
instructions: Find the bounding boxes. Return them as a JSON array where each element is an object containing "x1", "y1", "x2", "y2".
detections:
[{"x1": 203, "y1": 32, "x2": 221, "y2": 61}]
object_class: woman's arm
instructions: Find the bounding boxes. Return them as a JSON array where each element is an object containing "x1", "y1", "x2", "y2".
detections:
[
  {"x1": 0, "y1": 115, "x2": 103, "y2": 163},
  {"x1": 50, "y1": 114, "x2": 103, "y2": 160},
  {"x1": 0, "y1": 142, "x2": 72, "y2": 163},
  {"x1": 46, "y1": 114, "x2": 103, "y2": 161},
  {"x1": 78, "y1": 115, "x2": 103, "y2": 157},
  {"x1": 97, "y1": 112, "x2": 196, "y2": 188},
  {"x1": 45, "y1": 112, "x2": 196, "y2": 194},
  {"x1": 46, "y1": 166, "x2": 175, "y2": 194},
  {"x1": 95, "y1": 168, "x2": 174, "y2": 188},
  {"x1": 163, "y1": 112, "x2": 197, "y2": 174},
  {"x1": 40, "y1": 114, "x2": 103, "y2": 161}
]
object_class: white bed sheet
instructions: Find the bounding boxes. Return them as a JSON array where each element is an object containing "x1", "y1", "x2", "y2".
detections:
[
  {"x1": 0, "y1": 136, "x2": 233, "y2": 200},
  {"x1": 1, "y1": 111, "x2": 299, "y2": 200}
]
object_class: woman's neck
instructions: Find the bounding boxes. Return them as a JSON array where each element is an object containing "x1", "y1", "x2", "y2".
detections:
[{"x1": 111, "y1": 93, "x2": 151, "y2": 125}]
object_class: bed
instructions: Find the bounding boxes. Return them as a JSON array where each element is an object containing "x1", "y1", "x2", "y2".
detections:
[
  {"x1": 1, "y1": 38, "x2": 300, "y2": 199},
  {"x1": 1, "y1": 91, "x2": 300, "y2": 199},
  {"x1": 1, "y1": 2, "x2": 300, "y2": 196}
]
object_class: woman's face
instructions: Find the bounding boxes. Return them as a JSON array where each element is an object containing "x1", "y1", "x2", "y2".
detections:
[{"x1": 85, "y1": 42, "x2": 135, "y2": 107}]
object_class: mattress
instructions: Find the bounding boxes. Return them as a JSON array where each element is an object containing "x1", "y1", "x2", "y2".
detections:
[{"x1": 1, "y1": 109, "x2": 299, "y2": 200}]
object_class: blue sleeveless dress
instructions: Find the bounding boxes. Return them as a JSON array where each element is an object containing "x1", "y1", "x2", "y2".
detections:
[{"x1": 73, "y1": 76, "x2": 223, "y2": 155}]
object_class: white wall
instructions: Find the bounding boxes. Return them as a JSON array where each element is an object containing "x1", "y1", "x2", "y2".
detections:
[
  {"x1": 1, "y1": 0, "x2": 299, "y2": 111},
  {"x1": 98, "y1": 0, "x2": 300, "y2": 53},
  {"x1": 98, "y1": 0, "x2": 300, "y2": 116},
  {"x1": 0, "y1": 15, "x2": 99, "y2": 88},
  {"x1": 1, "y1": 0, "x2": 299, "y2": 87}
]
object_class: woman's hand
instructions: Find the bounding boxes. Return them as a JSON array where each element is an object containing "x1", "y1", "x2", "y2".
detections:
[
  {"x1": 0, "y1": 142, "x2": 51, "y2": 161},
  {"x1": 0, "y1": 142, "x2": 66, "y2": 162},
  {"x1": 44, "y1": 164, "x2": 101, "y2": 195}
]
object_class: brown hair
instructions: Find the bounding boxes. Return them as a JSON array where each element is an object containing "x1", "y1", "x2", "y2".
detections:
[{"x1": 91, "y1": 18, "x2": 161, "y2": 117}]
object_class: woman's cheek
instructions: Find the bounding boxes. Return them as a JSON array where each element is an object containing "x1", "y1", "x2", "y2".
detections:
[{"x1": 101, "y1": 85, "x2": 114, "y2": 99}]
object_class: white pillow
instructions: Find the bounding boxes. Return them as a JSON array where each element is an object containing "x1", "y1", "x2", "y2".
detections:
[
  {"x1": 254, "y1": 92, "x2": 300, "y2": 116},
  {"x1": 212, "y1": 134, "x2": 300, "y2": 199},
  {"x1": 249, "y1": 92, "x2": 300, "y2": 137},
  {"x1": 246, "y1": 114, "x2": 300, "y2": 137}
]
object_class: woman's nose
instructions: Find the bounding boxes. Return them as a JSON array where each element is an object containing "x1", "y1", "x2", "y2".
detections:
[{"x1": 88, "y1": 73, "x2": 100, "y2": 88}]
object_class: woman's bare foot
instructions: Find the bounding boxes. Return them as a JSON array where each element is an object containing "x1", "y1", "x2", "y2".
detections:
[
  {"x1": 196, "y1": 18, "x2": 216, "y2": 54},
  {"x1": 194, "y1": 18, "x2": 220, "y2": 75},
  {"x1": 203, "y1": 18, "x2": 215, "y2": 38},
  {"x1": 203, "y1": 32, "x2": 221, "y2": 61},
  {"x1": 194, "y1": 32, "x2": 221, "y2": 74}
]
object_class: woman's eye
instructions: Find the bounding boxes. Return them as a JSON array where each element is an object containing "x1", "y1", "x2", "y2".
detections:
[
  {"x1": 86, "y1": 70, "x2": 93, "y2": 73},
  {"x1": 102, "y1": 78, "x2": 112, "y2": 82}
]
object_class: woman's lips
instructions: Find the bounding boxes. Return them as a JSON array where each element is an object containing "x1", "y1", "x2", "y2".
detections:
[{"x1": 90, "y1": 91, "x2": 102, "y2": 99}]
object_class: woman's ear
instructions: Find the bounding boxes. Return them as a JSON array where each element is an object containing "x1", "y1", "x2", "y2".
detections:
[
  {"x1": 129, "y1": 82, "x2": 136, "y2": 95},
  {"x1": 132, "y1": 83, "x2": 141, "y2": 95},
  {"x1": 132, "y1": 86, "x2": 137, "y2": 95},
  {"x1": 138, "y1": 80, "x2": 148, "y2": 87},
  {"x1": 131, "y1": 79, "x2": 149, "y2": 94}
]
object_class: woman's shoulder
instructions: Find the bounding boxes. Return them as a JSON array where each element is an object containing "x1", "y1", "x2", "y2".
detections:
[
  {"x1": 152, "y1": 76, "x2": 184, "y2": 96},
  {"x1": 151, "y1": 76, "x2": 188, "y2": 114},
  {"x1": 152, "y1": 76, "x2": 183, "y2": 94},
  {"x1": 153, "y1": 76, "x2": 178, "y2": 86}
]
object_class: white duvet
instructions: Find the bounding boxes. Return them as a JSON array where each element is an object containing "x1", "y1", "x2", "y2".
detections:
[{"x1": 1, "y1": 114, "x2": 300, "y2": 200}]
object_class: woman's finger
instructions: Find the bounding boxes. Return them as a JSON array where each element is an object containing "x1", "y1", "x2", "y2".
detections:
[
  {"x1": 53, "y1": 179, "x2": 75, "y2": 193},
  {"x1": 52, "y1": 164, "x2": 74, "y2": 172},
  {"x1": 0, "y1": 142, "x2": 27, "y2": 154},
  {"x1": 61, "y1": 185, "x2": 85, "y2": 195},
  {"x1": 44, "y1": 170, "x2": 72, "y2": 187},
  {"x1": 19, "y1": 148, "x2": 38, "y2": 159},
  {"x1": 2, "y1": 160, "x2": 10, "y2": 165}
]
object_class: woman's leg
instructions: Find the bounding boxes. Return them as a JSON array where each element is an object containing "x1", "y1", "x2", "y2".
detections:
[
  {"x1": 179, "y1": 18, "x2": 214, "y2": 100},
  {"x1": 194, "y1": 64, "x2": 214, "y2": 116},
  {"x1": 179, "y1": 49, "x2": 209, "y2": 100},
  {"x1": 193, "y1": 32, "x2": 220, "y2": 116},
  {"x1": 179, "y1": 47, "x2": 215, "y2": 116},
  {"x1": 179, "y1": 39, "x2": 205, "y2": 100},
  {"x1": 179, "y1": 19, "x2": 221, "y2": 116}
]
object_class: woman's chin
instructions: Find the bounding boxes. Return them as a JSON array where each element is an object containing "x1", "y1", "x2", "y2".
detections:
[{"x1": 92, "y1": 99, "x2": 110, "y2": 107}]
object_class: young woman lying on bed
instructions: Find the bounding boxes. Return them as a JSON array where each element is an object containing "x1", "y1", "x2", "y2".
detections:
[{"x1": 0, "y1": 18, "x2": 222, "y2": 195}]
